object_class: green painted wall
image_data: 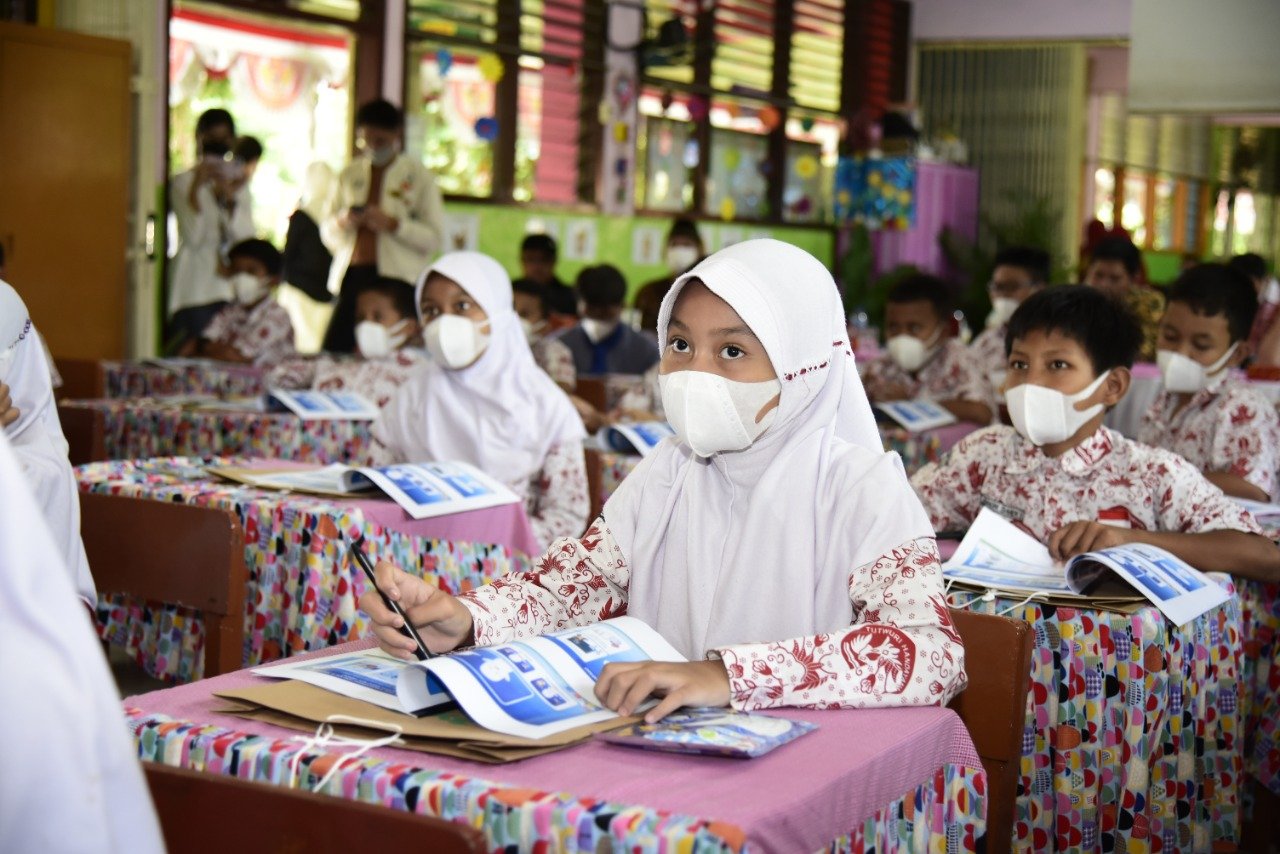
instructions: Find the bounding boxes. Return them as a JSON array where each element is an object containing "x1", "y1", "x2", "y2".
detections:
[{"x1": 443, "y1": 202, "x2": 836, "y2": 298}]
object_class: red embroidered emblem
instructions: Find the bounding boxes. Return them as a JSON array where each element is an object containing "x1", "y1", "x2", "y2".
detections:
[{"x1": 839, "y1": 625, "x2": 916, "y2": 694}]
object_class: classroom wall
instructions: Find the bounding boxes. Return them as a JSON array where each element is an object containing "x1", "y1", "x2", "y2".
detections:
[{"x1": 441, "y1": 203, "x2": 836, "y2": 298}]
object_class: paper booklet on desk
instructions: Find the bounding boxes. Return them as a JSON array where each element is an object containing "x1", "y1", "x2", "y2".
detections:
[
  {"x1": 208, "y1": 461, "x2": 520, "y2": 520},
  {"x1": 605, "y1": 421, "x2": 675, "y2": 456},
  {"x1": 266, "y1": 388, "x2": 379, "y2": 420},
  {"x1": 943, "y1": 508, "x2": 1231, "y2": 625},
  {"x1": 874, "y1": 400, "x2": 957, "y2": 432},
  {"x1": 1235, "y1": 497, "x2": 1280, "y2": 532}
]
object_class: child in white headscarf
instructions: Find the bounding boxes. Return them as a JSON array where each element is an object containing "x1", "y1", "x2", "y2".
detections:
[
  {"x1": 0, "y1": 282, "x2": 95, "y2": 606},
  {"x1": 371, "y1": 252, "x2": 589, "y2": 550},
  {"x1": 361, "y1": 240, "x2": 966, "y2": 720}
]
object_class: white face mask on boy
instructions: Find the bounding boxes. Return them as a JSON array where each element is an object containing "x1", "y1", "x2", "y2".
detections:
[
  {"x1": 659, "y1": 370, "x2": 781, "y2": 458},
  {"x1": 355, "y1": 320, "x2": 412, "y2": 359},
  {"x1": 229, "y1": 272, "x2": 271, "y2": 305},
  {"x1": 885, "y1": 329, "x2": 941, "y2": 373},
  {"x1": 423, "y1": 314, "x2": 489, "y2": 369},
  {"x1": 1005, "y1": 371, "x2": 1110, "y2": 446},
  {"x1": 1156, "y1": 343, "x2": 1236, "y2": 395}
]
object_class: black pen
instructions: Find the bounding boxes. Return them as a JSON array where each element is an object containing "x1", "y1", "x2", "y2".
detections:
[{"x1": 347, "y1": 535, "x2": 433, "y2": 661}]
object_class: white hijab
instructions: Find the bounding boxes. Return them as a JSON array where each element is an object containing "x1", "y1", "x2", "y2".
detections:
[
  {"x1": 0, "y1": 429, "x2": 164, "y2": 853},
  {"x1": 374, "y1": 252, "x2": 585, "y2": 493},
  {"x1": 0, "y1": 282, "x2": 95, "y2": 605},
  {"x1": 604, "y1": 239, "x2": 933, "y2": 658}
]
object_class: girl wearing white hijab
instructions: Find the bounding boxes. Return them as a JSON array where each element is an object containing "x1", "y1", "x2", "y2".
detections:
[
  {"x1": 371, "y1": 251, "x2": 588, "y2": 550},
  {"x1": 361, "y1": 240, "x2": 966, "y2": 720},
  {"x1": 0, "y1": 429, "x2": 164, "y2": 854},
  {"x1": 0, "y1": 282, "x2": 96, "y2": 605}
]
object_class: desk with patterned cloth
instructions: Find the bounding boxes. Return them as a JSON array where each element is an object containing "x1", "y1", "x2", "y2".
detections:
[{"x1": 102, "y1": 359, "x2": 266, "y2": 399}]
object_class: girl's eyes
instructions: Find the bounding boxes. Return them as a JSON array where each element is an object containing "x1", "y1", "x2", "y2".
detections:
[
  {"x1": 421, "y1": 306, "x2": 440, "y2": 319},
  {"x1": 1050, "y1": 360, "x2": 1071, "y2": 370},
  {"x1": 719, "y1": 345, "x2": 744, "y2": 359},
  {"x1": 667, "y1": 337, "x2": 690, "y2": 353},
  {"x1": 1008, "y1": 359, "x2": 1029, "y2": 371},
  {"x1": 455, "y1": 300, "x2": 473, "y2": 313}
]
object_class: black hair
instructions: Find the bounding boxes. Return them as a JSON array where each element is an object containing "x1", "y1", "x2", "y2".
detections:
[
  {"x1": 668, "y1": 218, "x2": 702, "y2": 246},
  {"x1": 195, "y1": 108, "x2": 235, "y2": 139},
  {"x1": 1090, "y1": 237, "x2": 1141, "y2": 277},
  {"x1": 576, "y1": 264, "x2": 628, "y2": 307},
  {"x1": 993, "y1": 245, "x2": 1051, "y2": 285},
  {"x1": 355, "y1": 276, "x2": 416, "y2": 320},
  {"x1": 1228, "y1": 252, "x2": 1269, "y2": 282},
  {"x1": 233, "y1": 135, "x2": 263, "y2": 163},
  {"x1": 512, "y1": 279, "x2": 548, "y2": 313},
  {"x1": 1006, "y1": 285, "x2": 1141, "y2": 372},
  {"x1": 354, "y1": 98, "x2": 404, "y2": 131},
  {"x1": 521, "y1": 233, "x2": 558, "y2": 260},
  {"x1": 886, "y1": 273, "x2": 953, "y2": 321},
  {"x1": 1166, "y1": 263, "x2": 1258, "y2": 342},
  {"x1": 228, "y1": 238, "x2": 283, "y2": 277}
]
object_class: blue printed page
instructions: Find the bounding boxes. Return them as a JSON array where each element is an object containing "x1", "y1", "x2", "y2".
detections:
[
  {"x1": 356, "y1": 461, "x2": 521, "y2": 520},
  {"x1": 1069, "y1": 543, "x2": 1231, "y2": 626},
  {"x1": 942, "y1": 508, "x2": 1075, "y2": 594},
  {"x1": 252, "y1": 650, "x2": 451, "y2": 714},
  {"x1": 267, "y1": 388, "x2": 379, "y2": 420},
  {"x1": 599, "y1": 708, "x2": 817, "y2": 758},
  {"x1": 873, "y1": 400, "x2": 957, "y2": 432},
  {"x1": 607, "y1": 421, "x2": 676, "y2": 456}
]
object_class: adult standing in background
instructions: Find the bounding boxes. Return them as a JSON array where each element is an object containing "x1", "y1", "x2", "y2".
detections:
[
  {"x1": 168, "y1": 108, "x2": 256, "y2": 349},
  {"x1": 321, "y1": 99, "x2": 445, "y2": 353}
]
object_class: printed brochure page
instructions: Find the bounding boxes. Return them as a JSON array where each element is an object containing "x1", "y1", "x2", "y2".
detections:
[
  {"x1": 267, "y1": 388, "x2": 379, "y2": 420},
  {"x1": 606, "y1": 421, "x2": 676, "y2": 456},
  {"x1": 874, "y1": 400, "x2": 957, "y2": 432}
]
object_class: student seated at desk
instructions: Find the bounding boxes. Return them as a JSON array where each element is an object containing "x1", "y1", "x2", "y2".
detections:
[
  {"x1": 268, "y1": 277, "x2": 428, "y2": 407},
  {"x1": 371, "y1": 251, "x2": 588, "y2": 549},
  {"x1": 186, "y1": 238, "x2": 295, "y2": 365},
  {"x1": 969, "y1": 246, "x2": 1048, "y2": 378},
  {"x1": 1137, "y1": 264, "x2": 1280, "y2": 502},
  {"x1": 362, "y1": 239, "x2": 967, "y2": 719},
  {"x1": 560, "y1": 265, "x2": 661, "y2": 378},
  {"x1": 513, "y1": 279, "x2": 575, "y2": 391},
  {"x1": 862, "y1": 274, "x2": 993, "y2": 425},
  {"x1": 910, "y1": 285, "x2": 1280, "y2": 582}
]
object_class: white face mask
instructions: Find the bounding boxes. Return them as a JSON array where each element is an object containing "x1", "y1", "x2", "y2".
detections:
[
  {"x1": 230, "y1": 272, "x2": 270, "y2": 305},
  {"x1": 1264, "y1": 277, "x2": 1280, "y2": 305},
  {"x1": 885, "y1": 330, "x2": 941, "y2": 373},
  {"x1": 665, "y1": 244, "x2": 700, "y2": 273},
  {"x1": 582, "y1": 317, "x2": 619, "y2": 344},
  {"x1": 519, "y1": 317, "x2": 545, "y2": 344},
  {"x1": 659, "y1": 370, "x2": 781, "y2": 458},
  {"x1": 366, "y1": 143, "x2": 398, "y2": 168},
  {"x1": 1157, "y1": 343, "x2": 1236, "y2": 394},
  {"x1": 355, "y1": 320, "x2": 412, "y2": 359},
  {"x1": 1006, "y1": 371, "x2": 1110, "y2": 447},
  {"x1": 423, "y1": 314, "x2": 489, "y2": 369},
  {"x1": 986, "y1": 298, "x2": 1020, "y2": 329}
]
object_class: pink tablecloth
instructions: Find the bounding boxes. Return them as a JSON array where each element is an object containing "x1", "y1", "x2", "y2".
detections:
[
  {"x1": 127, "y1": 640, "x2": 986, "y2": 853},
  {"x1": 352, "y1": 496, "x2": 542, "y2": 559}
]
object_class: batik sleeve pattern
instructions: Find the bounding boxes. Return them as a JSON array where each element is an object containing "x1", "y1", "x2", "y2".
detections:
[
  {"x1": 713, "y1": 537, "x2": 967, "y2": 710},
  {"x1": 1209, "y1": 388, "x2": 1280, "y2": 497},
  {"x1": 1153, "y1": 448, "x2": 1266, "y2": 535},
  {"x1": 457, "y1": 518, "x2": 630, "y2": 645},
  {"x1": 527, "y1": 441, "x2": 591, "y2": 549},
  {"x1": 908, "y1": 429, "x2": 997, "y2": 532}
]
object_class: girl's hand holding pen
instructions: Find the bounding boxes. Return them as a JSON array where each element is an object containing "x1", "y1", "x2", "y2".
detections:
[{"x1": 358, "y1": 560, "x2": 475, "y2": 659}]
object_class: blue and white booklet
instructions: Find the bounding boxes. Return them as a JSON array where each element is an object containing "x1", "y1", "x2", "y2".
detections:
[
  {"x1": 267, "y1": 388, "x2": 380, "y2": 420},
  {"x1": 874, "y1": 400, "x2": 957, "y2": 432},
  {"x1": 210, "y1": 461, "x2": 520, "y2": 520},
  {"x1": 605, "y1": 421, "x2": 676, "y2": 456},
  {"x1": 255, "y1": 617, "x2": 686, "y2": 740},
  {"x1": 943, "y1": 508, "x2": 1230, "y2": 625},
  {"x1": 599, "y1": 708, "x2": 817, "y2": 758}
]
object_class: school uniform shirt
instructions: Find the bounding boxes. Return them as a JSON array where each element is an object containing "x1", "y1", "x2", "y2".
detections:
[
  {"x1": 454, "y1": 239, "x2": 966, "y2": 711},
  {"x1": 910, "y1": 424, "x2": 1262, "y2": 540},
  {"x1": 321, "y1": 153, "x2": 445, "y2": 297},
  {"x1": 531, "y1": 334, "x2": 576, "y2": 389},
  {"x1": 201, "y1": 296, "x2": 296, "y2": 365},
  {"x1": 862, "y1": 337, "x2": 990, "y2": 406},
  {"x1": 372, "y1": 252, "x2": 588, "y2": 551},
  {"x1": 0, "y1": 430, "x2": 164, "y2": 854},
  {"x1": 559, "y1": 323, "x2": 661, "y2": 377},
  {"x1": 1136, "y1": 370, "x2": 1280, "y2": 498},
  {"x1": 969, "y1": 324, "x2": 1007, "y2": 377},
  {"x1": 267, "y1": 348, "x2": 431, "y2": 408},
  {"x1": 168, "y1": 167, "x2": 255, "y2": 314}
]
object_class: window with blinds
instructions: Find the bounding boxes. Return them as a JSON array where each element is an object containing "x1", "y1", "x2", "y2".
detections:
[
  {"x1": 710, "y1": 0, "x2": 773, "y2": 99},
  {"x1": 790, "y1": 0, "x2": 841, "y2": 114}
]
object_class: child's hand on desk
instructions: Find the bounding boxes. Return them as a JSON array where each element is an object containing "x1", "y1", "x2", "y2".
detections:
[
  {"x1": 595, "y1": 659, "x2": 731, "y2": 723},
  {"x1": 0, "y1": 382, "x2": 18, "y2": 429},
  {"x1": 358, "y1": 560, "x2": 474, "y2": 659},
  {"x1": 866, "y1": 379, "x2": 911, "y2": 402},
  {"x1": 1048, "y1": 521, "x2": 1136, "y2": 561}
]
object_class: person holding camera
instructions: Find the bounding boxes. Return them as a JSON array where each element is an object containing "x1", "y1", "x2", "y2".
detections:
[
  {"x1": 320, "y1": 99, "x2": 445, "y2": 353},
  {"x1": 167, "y1": 108, "x2": 257, "y2": 348}
]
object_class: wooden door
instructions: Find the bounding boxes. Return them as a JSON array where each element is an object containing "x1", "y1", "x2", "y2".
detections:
[{"x1": 0, "y1": 21, "x2": 131, "y2": 359}]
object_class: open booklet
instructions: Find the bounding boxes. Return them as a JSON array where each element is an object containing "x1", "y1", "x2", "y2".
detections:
[
  {"x1": 266, "y1": 388, "x2": 380, "y2": 420},
  {"x1": 943, "y1": 508, "x2": 1231, "y2": 625},
  {"x1": 1235, "y1": 497, "x2": 1280, "y2": 533},
  {"x1": 874, "y1": 400, "x2": 957, "y2": 432},
  {"x1": 605, "y1": 421, "x2": 675, "y2": 456},
  {"x1": 209, "y1": 461, "x2": 520, "y2": 520},
  {"x1": 254, "y1": 617, "x2": 685, "y2": 740}
]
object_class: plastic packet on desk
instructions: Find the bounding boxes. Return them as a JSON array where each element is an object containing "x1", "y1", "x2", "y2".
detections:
[{"x1": 598, "y1": 707, "x2": 816, "y2": 758}]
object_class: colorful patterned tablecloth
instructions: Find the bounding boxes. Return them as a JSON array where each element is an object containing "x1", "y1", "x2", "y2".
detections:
[
  {"x1": 950, "y1": 589, "x2": 1243, "y2": 852},
  {"x1": 103, "y1": 359, "x2": 265, "y2": 399},
  {"x1": 77, "y1": 458, "x2": 532, "y2": 683},
  {"x1": 62, "y1": 399, "x2": 375, "y2": 464},
  {"x1": 1241, "y1": 579, "x2": 1280, "y2": 797},
  {"x1": 124, "y1": 640, "x2": 987, "y2": 853}
]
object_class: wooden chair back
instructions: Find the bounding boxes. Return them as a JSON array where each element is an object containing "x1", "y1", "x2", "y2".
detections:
[
  {"x1": 144, "y1": 763, "x2": 487, "y2": 853},
  {"x1": 575, "y1": 377, "x2": 608, "y2": 412},
  {"x1": 583, "y1": 447, "x2": 604, "y2": 529},
  {"x1": 53, "y1": 357, "x2": 105, "y2": 400},
  {"x1": 58, "y1": 403, "x2": 107, "y2": 466},
  {"x1": 79, "y1": 492, "x2": 247, "y2": 678},
  {"x1": 946, "y1": 607, "x2": 1034, "y2": 854}
]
